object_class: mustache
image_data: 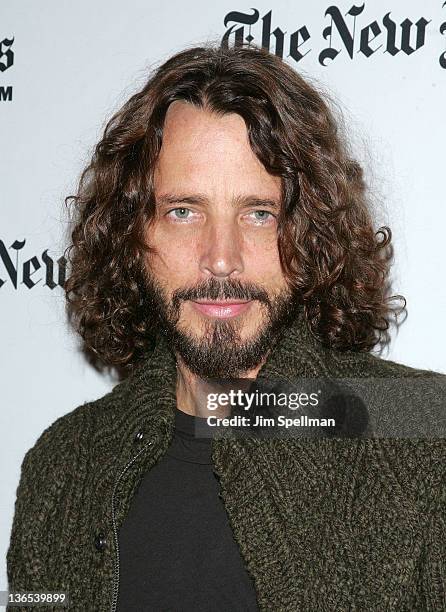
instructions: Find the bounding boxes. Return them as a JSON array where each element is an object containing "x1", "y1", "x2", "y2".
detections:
[{"x1": 171, "y1": 277, "x2": 271, "y2": 308}]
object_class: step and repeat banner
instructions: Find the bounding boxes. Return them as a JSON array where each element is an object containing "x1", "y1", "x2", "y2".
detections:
[{"x1": 1, "y1": 0, "x2": 445, "y2": 589}]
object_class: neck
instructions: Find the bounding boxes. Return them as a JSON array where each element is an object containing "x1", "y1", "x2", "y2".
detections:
[{"x1": 175, "y1": 352, "x2": 269, "y2": 417}]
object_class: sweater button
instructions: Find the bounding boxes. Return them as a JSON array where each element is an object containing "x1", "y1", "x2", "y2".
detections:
[
  {"x1": 134, "y1": 429, "x2": 144, "y2": 443},
  {"x1": 94, "y1": 532, "x2": 107, "y2": 552}
]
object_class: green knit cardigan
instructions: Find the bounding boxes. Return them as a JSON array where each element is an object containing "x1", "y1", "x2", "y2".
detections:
[{"x1": 6, "y1": 307, "x2": 446, "y2": 611}]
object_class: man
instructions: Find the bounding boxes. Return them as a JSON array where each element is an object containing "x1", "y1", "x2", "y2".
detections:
[{"x1": 6, "y1": 43, "x2": 446, "y2": 611}]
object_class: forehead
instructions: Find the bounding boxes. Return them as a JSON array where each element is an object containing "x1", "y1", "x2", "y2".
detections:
[
  {"x1": 155, "y1": 100, "x2": 281, "y2": 196},
  {"x1": 161, "y1": 100, "x2": 247, "y2": 149}
]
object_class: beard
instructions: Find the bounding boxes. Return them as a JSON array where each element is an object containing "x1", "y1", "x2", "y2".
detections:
[{"x1": 143, "y1": 272, "x2": 300, "y2": 379}]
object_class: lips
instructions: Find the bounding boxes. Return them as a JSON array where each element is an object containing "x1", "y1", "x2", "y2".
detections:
[{"x1": 191, "y1": 300, "x2": 252, "y2": 318}]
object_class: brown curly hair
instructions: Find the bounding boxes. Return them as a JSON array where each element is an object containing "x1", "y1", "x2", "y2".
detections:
[{"x1": 64, "y1": 42, "x2": 406, "y2": 375}]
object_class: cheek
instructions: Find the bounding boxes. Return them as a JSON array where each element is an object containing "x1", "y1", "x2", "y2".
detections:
[
  {"x1": 243, "y1": 232, "x2": 285, "y2": 285},
  {"x1": 147, "y1": 224, "x2": 199, "y2": 284}
]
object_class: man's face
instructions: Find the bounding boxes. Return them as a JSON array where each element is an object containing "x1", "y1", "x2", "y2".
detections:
[{"x1": 145, "y1": 100, "x2": 297, "y2": 378}]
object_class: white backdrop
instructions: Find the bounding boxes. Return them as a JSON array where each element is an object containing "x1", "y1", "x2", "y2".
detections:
[{"x1": 1, "y1": 0, "x2": 445, "y2": 592}]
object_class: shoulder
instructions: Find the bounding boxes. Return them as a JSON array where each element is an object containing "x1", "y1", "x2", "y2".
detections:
[
  {"x1": 23, "y1": 369, "x2": 135, "y2": 459},
  {"x1": 324, "y1": 341, "x2": 445, "y2": 379},
  {"x1": 14, "y1": 378, "x2": 128, "y2": 500},
  {"x1": 324, "y1": 346, "x2": 446, "y2": 414},
  {"x1": 26, "y1": 401, "x2": 92, "y2": 452},
  {"x1": 21, "y1": 399, "x2": 95, "y2": 468},
  {"x1": 11, "y1": 399, "x2": 97, "y2": 519}
]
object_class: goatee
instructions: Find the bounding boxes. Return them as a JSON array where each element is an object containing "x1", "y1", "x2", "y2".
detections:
[{"x1": 144, "y1": 274, "x2": 300, "y2": 379}]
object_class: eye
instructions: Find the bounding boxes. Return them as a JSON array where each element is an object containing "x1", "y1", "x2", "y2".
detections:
[
  {"x1": 167, "y1": 207, "x2": 192, "y2": 220},
  {"x1": 248, "y1": 210, "x2": 276, "y2": 224}
]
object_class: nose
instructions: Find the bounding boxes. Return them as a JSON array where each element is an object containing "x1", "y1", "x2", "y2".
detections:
[{"x1": 198, "y1": 218, "x2": 244, "y2": 278}]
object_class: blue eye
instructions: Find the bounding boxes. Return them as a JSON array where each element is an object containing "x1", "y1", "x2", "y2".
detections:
[
  {"x1": 251, "y1": 210, "x2": 274, "y2": 222},
  {"x1": 171, "y1": 207, "x2": 190, "y2": 219}
]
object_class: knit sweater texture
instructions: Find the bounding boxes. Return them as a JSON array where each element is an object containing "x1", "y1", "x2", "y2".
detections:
[{"x1": 6, "y1": 305, "x2": 446, "y2": 611}]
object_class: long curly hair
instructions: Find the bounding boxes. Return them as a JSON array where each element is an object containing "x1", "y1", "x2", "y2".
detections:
[{"x1": 64, "y1": 42, "x2": 406, "y2": 375}]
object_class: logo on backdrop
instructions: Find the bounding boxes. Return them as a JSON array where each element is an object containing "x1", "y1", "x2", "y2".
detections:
[
  {"x1": 0, "y1": 35, "x2": 14, "y2": 102},
  {"x1": 0, "y1": 239, "x2": 67, "y2": 291},
  {"x1": 222, "y1": 2, "x2": 446, "y2": 69}
]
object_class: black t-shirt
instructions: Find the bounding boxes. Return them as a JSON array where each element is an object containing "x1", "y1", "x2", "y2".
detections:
[{"x1": 116, "y1": 407, "x2": 259, "y2": 611}]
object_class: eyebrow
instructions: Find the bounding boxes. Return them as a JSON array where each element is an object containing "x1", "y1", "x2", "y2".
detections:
[{"x1": 155, "y1": 192, "x2": 281, "y2": 210}]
